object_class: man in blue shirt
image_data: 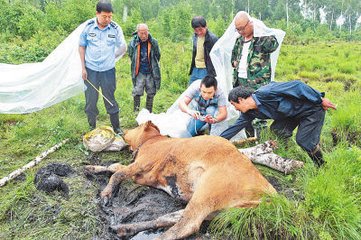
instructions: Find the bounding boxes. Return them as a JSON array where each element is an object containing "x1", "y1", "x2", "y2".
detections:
[
  {"x1": 220, "y1": 80, "x2": 336, "y2": 167},
  {"x1": 79, "y1": 1, "x2": 126, "y2": 134},
  {"x1": 179, "y1": 76, "x2": 227, "y2": 136}
]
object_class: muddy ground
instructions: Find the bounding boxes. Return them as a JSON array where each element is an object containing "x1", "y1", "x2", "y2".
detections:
[
  {"x1": 85, "y1": 165, "x2": 212, "y2": 240},
  {"x1": 35, "y1": 152, "x2": 293, "y2": 240}
]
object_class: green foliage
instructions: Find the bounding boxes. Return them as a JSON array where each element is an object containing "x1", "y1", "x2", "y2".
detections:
[
  {"x1": 158, "y1": 2, "x2": 192, "y2": 42},
  {"x1": 210, "y1": 194, "x2": 315, "y2": 239},
  {"x1": 304, "y1": 147, "x2": 361, "y2": 239},
  {"x1": 329, "y1": 91, "x2": 361, "y2": 146},
  {"x1": 1, "y1": 1, "x2": 361, "y2": 239}
]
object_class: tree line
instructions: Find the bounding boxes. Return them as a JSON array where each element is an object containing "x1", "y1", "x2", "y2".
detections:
[{"x1": 1, "y1": 0, "x2": 360, "y2": 63}]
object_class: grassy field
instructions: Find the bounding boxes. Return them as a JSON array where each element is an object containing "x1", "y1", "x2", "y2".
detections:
[{"x1": 0, "y1": 41, "x2": 360, "y2": 239}]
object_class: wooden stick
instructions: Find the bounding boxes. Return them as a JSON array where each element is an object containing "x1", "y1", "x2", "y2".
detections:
[
  {"x1": 0, "y1": 139, "x2": 69, "y2": 187},
  {"x1": 85, "y1": 79, "x2": 114, "y2": 106}
]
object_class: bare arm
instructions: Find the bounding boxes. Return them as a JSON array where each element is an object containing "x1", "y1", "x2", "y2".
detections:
[
  {"x1": 215, "y1": 106, "x2": 227, "y2": 122},
  {"x1": 179, "y1": 96, "x2": 199, "y2": 119},
  {"x1": 79, "y1": 46, "x2": 87, "y2": 81}
]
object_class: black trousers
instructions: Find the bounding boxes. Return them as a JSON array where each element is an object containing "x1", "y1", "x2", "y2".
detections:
[
  {"x1": 270, "y1": 106, "x2": 325, "y2": 153},
  {"x1": 84, "y1": 67, "x2": 119, "y2": 125}
]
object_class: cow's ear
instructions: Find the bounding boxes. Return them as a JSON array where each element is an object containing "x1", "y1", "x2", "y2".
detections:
[
  {"x1": 144, "y1": 121, "x2": 160, "y2": 133},
  {"x1": 144, "y1": 120, "x2": 153, "y2": 129}
]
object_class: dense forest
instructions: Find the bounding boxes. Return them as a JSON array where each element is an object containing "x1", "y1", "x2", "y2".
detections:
[{"x1": 1, "y1": 0, "x2": 361, "y2": 64}]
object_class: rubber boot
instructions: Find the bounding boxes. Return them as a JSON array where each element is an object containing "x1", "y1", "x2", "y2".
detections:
[
  {"x1": 307, "y1": 146, "x2": 325, "y2": 168},
  {"x1": 87, "y1": 115, "x2": 96, "y2": 131},
  {"x1": 146, "y1": 95, "x2": 154, "y2": 113},
  {"x1": 110, "y1": 112, "x2": 123, "y2": 136},
  {"x1": 134, "y1": 96, "x2": 140, "y2": 112},
  {"x1": 245, "y1": 123, "x2": 255, "y2": 138}
]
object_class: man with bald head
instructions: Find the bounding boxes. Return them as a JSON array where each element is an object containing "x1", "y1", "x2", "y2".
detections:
[
  {"x1": 231, "y1": 11, "x2": 280, "y2": 137},
  {"x1": 128, "y1": 23, "x2": 161, "y2": 113},
  {"x1": 232, "y1": 11, "x2": 279, "y2": 89}
]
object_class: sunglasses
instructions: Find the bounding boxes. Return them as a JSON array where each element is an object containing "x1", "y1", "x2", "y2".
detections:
[{"x1": 235, "y1": 20, "x2": 250, "y2": 32}]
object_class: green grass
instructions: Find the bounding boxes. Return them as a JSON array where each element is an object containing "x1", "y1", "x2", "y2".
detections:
[{"x1": 1, "y1": 41, "x2": 361, "y2": 239}]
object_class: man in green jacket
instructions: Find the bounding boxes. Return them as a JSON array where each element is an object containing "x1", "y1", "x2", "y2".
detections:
[
  {"x1": 231, "y1": 11, "x2": 280, "y2": 137},
  {"x1": 232, "y1": 11, "x2": 279, "y2": 89},
  {"x1": 128, "y1": 23, "x2": 161, "y2": 113}
]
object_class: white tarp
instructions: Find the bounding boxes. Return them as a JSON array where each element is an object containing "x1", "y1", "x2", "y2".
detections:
[
  {"x1": 137, "y1": 14, "x2": 285, "y2": 140},
  {"x1": 0, "y1": 21, "x2": 91, "y2": 114}
]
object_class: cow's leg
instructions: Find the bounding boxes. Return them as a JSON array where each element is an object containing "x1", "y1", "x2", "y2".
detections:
[
  {"x1": 156, "y1": 170, "x2": 226, "y2": 240},
  {"x1": 84, "y1": 163, "x2": 125, "y2": 174},
  {"x1": 155, "y1": 198, "x2": 212, "y2": 240},
  {"x1": 100, "y1": 163, "x2": 141, "y2": 206},
  {"x1": 111, "y1": 210, "x2": 184, "y2": 238}
]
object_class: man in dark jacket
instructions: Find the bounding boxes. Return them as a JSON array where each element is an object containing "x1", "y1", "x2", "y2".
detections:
[
  {"x1": 128, "y1": 23, "x2": 161, "y2": 113},
  {"x1": 220, "y1": 80, "x2": 337, "y2": 167},
  {"x1": 189, "y1": 16, "x2": 218, "y2": 85}
]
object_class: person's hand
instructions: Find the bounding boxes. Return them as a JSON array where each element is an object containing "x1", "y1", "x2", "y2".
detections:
[
  {"x1": 186, "y1": 109, "x2": 200, "y2": 119},
  {"x1": 203, "y1": 115, "x2": 216, "y2": 124},
  {"x1": 82, "y1": 68, "x2": 87, "y2": 81},
  {"x1": 232, "y1": 61, "x2": 239, "y2": 68},
  {"x1": 321, "y1": 98, "x2": 337, "y2": 111}
]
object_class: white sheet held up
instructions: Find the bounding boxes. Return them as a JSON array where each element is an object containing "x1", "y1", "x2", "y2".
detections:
[
  {"x1": 0, "y1": 22, "x2": 91, "y2": 114},
  {"x1": 137, "y1": 14, "x2": 284, "y2": 140}
]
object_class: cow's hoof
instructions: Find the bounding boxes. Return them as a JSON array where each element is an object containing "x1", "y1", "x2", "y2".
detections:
[
  {"x1": 110, "y1": 224, "x2": 136, "y2": 237},
  {"x1": 84, "y1": 165, "x2": 95, "y2": 173},
  {"x1": 101, "y1": 195, "x2": 112, "y2": 207}
]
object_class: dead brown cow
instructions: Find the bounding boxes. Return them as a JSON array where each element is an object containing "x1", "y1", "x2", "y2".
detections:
[{"x1": 85, "y1": 121, "x2": 276, "y2": 239}]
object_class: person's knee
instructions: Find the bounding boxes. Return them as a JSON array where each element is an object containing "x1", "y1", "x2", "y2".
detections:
[{"x1": 295, "y1": 136, "x2": 315, "y2": 153}]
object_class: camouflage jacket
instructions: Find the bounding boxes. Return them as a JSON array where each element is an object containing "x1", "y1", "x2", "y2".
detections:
[{"x1": 231, "y1": 35, "x2": 279, "y2": 89}]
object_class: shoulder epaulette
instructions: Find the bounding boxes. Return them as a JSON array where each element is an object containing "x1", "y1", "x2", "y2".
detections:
[
  {"x1": 86, "y1": 19, "x2": 95, "y2": 26},
  {"x1": 110, "y1": 21, "x2": 118, "y2": 29}
]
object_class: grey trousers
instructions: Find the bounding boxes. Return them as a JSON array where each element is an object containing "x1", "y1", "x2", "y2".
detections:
[{"x1": 132, "y1": 72, "x2": 156, "y2": 97}]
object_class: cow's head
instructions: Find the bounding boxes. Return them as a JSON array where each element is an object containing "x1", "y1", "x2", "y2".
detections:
[{"x1": 124, "y1": 121, "x2": 161, "y2": 151}]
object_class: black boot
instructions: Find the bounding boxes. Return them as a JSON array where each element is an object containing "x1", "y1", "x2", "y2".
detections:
[
  {"x1": 146, "y1": 95, "x2": 154, "y2": 113},
  {"x1": 307, "y1": 146, "x2": 325, "y2": 168},
  {"x1": 87, "y1": 115, "x2": 96, "y2": 131},
  {"x1": 110, "y1": 112, "x2": 123, "y2": 136},
  {"x1": 134, "y1": 96, "x2": 140, "y2": 112},
  {"x1": 245, "y1": 123, "x2": 255, "y2": 138}
]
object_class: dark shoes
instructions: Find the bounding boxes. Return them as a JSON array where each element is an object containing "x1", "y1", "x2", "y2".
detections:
[{"x1": 113, "y1": 127, "x2": 124, "y2": 137}]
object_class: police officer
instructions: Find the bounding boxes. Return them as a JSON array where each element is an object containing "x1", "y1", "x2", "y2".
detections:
[{"x1": 79, "y1": 1, "x2": 126, "y2": 135}]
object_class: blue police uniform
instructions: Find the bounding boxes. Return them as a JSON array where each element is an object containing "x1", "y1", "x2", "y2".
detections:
[
  {"x1": 79, "y1": 18, "x2": 126, "y2": 133},
  {"x1": 220, "y1": 80, "x2": 327, "y2": 166}
]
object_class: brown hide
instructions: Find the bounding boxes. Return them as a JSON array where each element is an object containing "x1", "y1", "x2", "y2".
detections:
[{"x1": 91, "y1": 121, "x2": 276, "y2": 239}]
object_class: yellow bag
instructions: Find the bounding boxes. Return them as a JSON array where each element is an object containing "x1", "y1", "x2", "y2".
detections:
[{"x1": 83, "y1": 126, "x2": 116, "y2": 152}]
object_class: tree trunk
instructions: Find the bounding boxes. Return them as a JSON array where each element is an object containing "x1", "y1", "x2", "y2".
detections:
[
  {"x1": 238, "y1": 141, "x2": 304, "y2": 174},
  {"x1": 285, "y1": 0, "x2": 289, "y2": 28},
  {"x1": 330, "y1": 10, "x2": 334, "y2": 30},
  {"x1": 123, "y1": 5, "x2": 128, "y2": 22}
]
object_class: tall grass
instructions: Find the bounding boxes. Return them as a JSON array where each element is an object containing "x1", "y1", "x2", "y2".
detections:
[
  {"x1": 1, "y1": 40, "x2": 361, "y2": 239},
  {"x1": 210, "y1": 194, "x2": 316, "y2": 239}
]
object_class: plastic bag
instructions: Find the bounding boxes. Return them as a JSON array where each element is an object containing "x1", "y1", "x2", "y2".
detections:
[{"x1": 83, "y1": 126, "x2": 127, "y2": 152}]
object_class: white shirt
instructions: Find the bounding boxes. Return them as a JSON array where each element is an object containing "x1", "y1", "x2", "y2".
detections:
[{"x1": 237, "y1": 40, "x2": 251, "y2": 79}]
